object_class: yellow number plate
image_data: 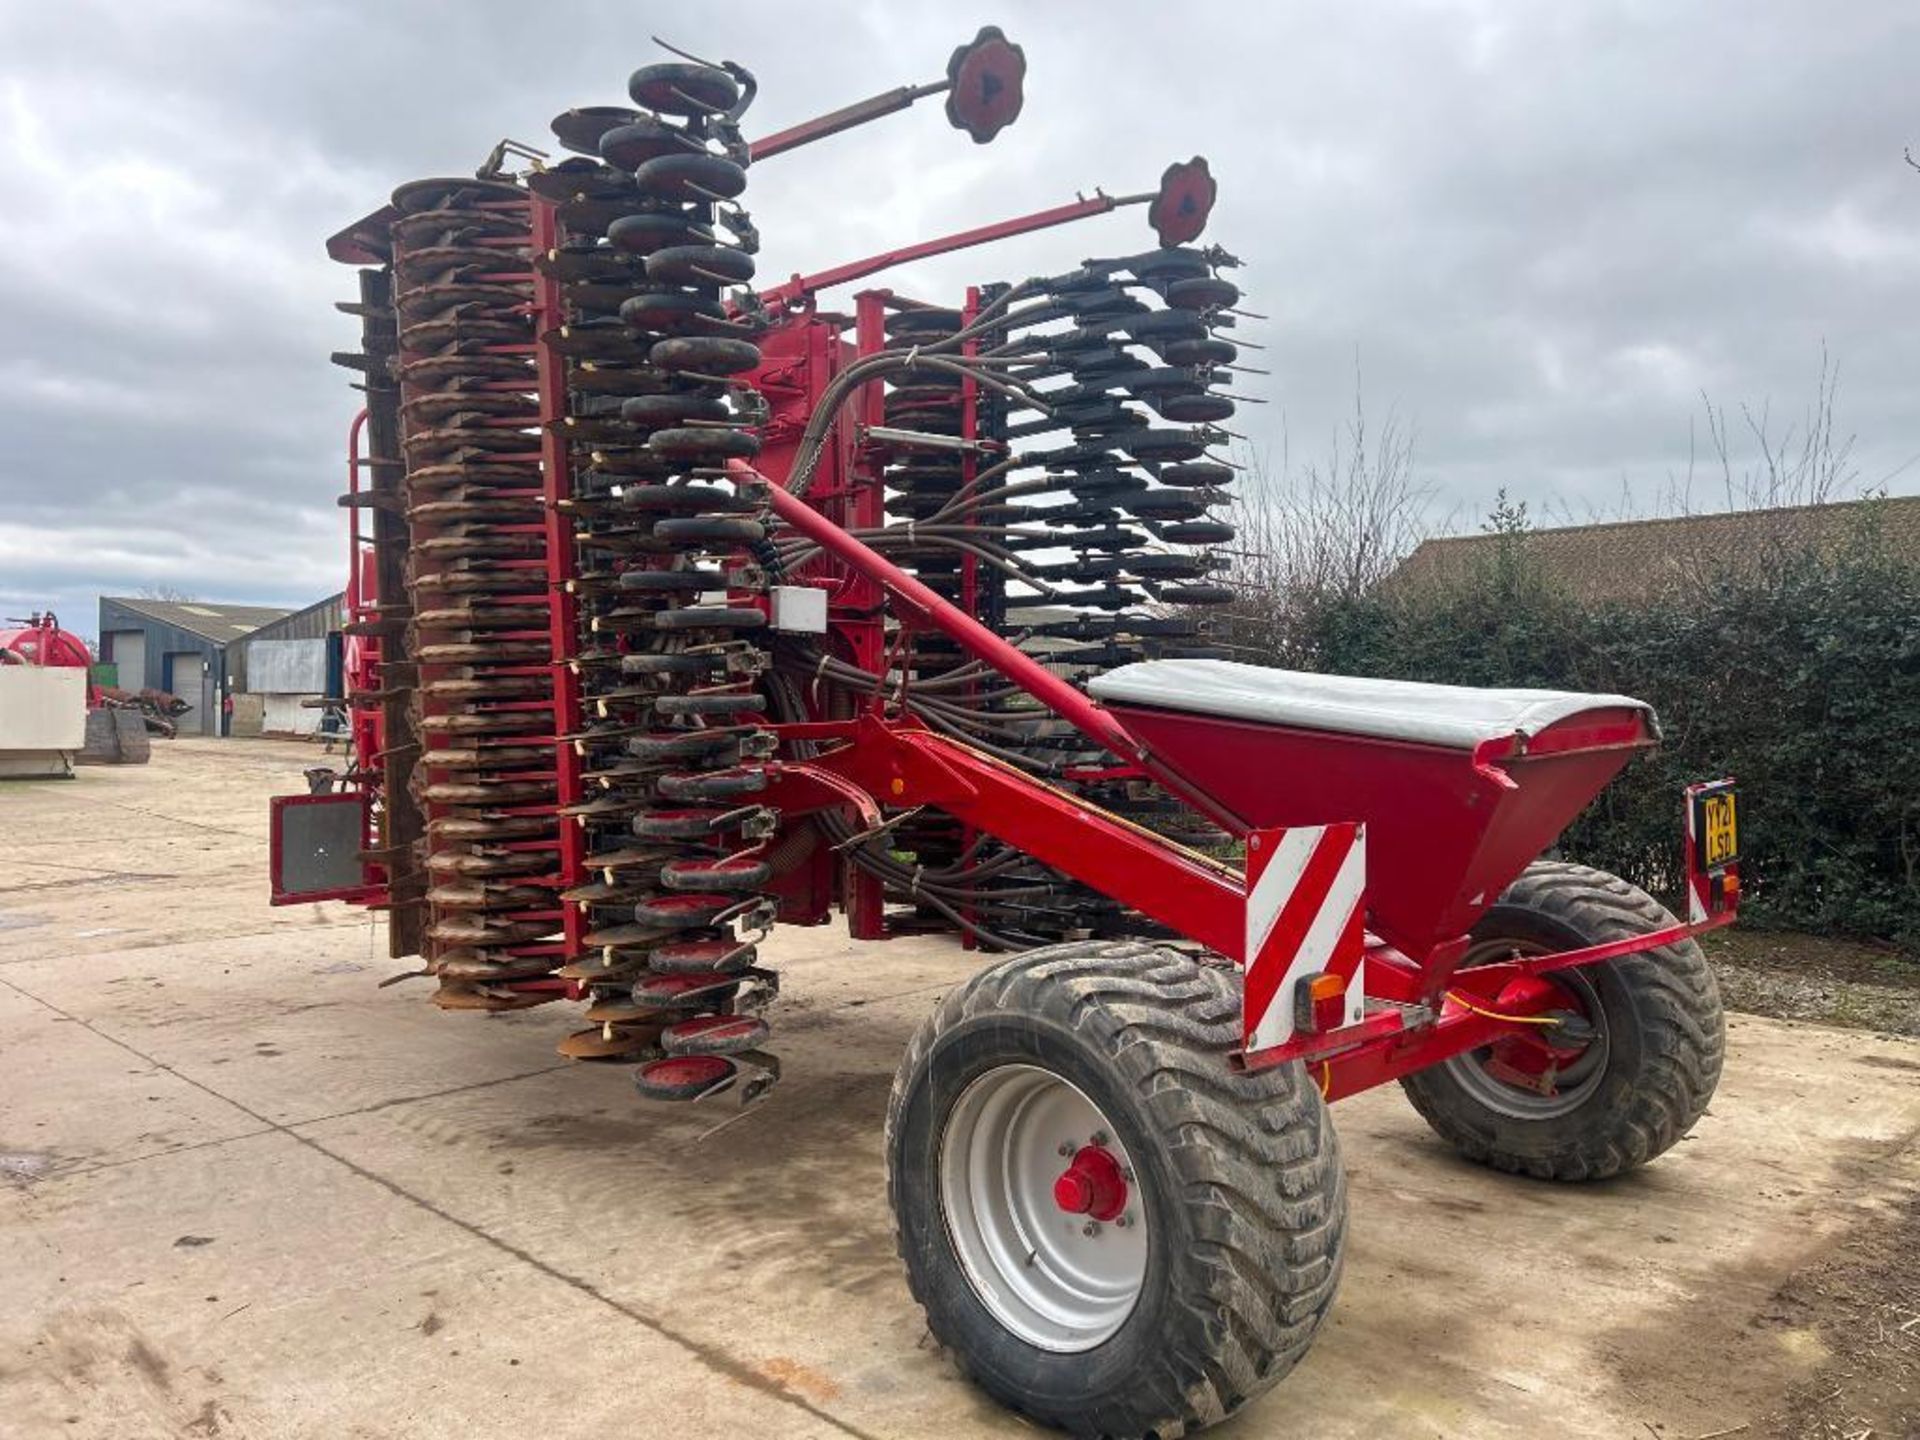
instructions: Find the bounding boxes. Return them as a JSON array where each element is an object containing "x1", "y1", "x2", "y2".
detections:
[{"x1": 1699, "y1": 790, "x2": 1738, "y2": 867}]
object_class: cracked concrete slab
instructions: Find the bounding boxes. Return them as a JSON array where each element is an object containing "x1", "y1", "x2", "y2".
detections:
[
  {"x1": 1, "y1": 1132, "x2": 860, "y2": 1440},
  {"x1": 2, "y1": 738, "x2": 1916, "y2": 1439}
]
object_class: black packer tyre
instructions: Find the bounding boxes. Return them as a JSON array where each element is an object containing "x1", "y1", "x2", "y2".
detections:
[
  {"x1": 886, "y1": 939, "x2": 1345, "y2": 1439},
  {"x1": 1400, "y1": 860, "x2": 1726, "y2": 1181}
]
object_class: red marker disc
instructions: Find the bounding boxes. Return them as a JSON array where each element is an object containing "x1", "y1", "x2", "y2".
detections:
[
  {"x1": 946, "y1": 26, "x2": 1027, "y2": 143},
  {"x1": 1149, "y1": 157, "x2": 1217, "y2": 247}
]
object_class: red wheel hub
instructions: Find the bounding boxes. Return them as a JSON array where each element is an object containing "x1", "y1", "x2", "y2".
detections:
[
  {"x1": 1481, "y1": 975, "x2": 1597, "y2": 1089},
  {"x1": 1052, "y1": 1145, "x2": 1129, "y2": 1222}
]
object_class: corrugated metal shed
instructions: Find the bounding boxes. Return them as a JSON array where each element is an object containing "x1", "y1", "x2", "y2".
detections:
[
  {"x1": 231, "y1": 593, "x2": 344, "y2": 693},
  {"x1": 247, "y1": 639, "x2": 330, "y2": 694},
  {"x1": 97, "y1": 597, "x2": 294, "y2": 738},
  {"x1": 235, "y1": 593, "x2": 347, "y2": 739},
  {"x1": 102, "y1": 597, "x2": 292, "y2": 644},
  {"x1": 244, "y1": 593, "x2": 345, "y2": 645}
]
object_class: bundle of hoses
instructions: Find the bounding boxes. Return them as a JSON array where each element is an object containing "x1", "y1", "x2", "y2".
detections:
[
  {"x1": 987, "y1": 247, "x2": 1243, "y2": 855},
  {"x1": 769, "y1": 249, "x2": 1248, "y2": 948},
  {"x1": 534, "y1": 59, "x2": 784, "y2": 1101}
]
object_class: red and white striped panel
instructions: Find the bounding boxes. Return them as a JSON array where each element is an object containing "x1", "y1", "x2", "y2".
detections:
[
  {"x1": 1684, "y1": 798, "x2": 1710, "y2": 925},
  {"x1": 1242, "y1": 822, "x2": 1366, "y2": 1053}
]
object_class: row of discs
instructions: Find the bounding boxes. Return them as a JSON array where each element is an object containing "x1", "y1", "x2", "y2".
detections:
[
  {"x1": 541, "y1": 60, "x2": 784, "y2": 1102},
  {"x1": 864, "y1": 305, "x2": 995, "y2": 938},
  {"x1": 386, "y1": 176, "x2": 567, "y2": 1007},
  {"x1": 868, "y1": 248, "x2": 1247, "y2": 944},
  {"x1": 997, "y1": 246, "x2": 1243, "y2": 856}
]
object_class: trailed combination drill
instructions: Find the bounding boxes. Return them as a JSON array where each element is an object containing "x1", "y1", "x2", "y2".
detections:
[{"x1": 275, "y1": 31, "x2": 1742, "y2": 1436}]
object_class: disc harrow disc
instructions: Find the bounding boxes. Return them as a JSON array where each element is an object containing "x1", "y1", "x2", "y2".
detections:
[
  {"x1": 632, "y1": 153, "x2": 747, "y2": 202},
  {"x1": 632, "y1": 1053, "x2": 737, "y2": 1101},
  {"x1": 631, "y1": 971, "x2": 742, "y2": 1007},
  {"x1": 557, "y1": 1024, "x2": 665, "y2": 1061},
  {"x1": 647, "y1": 938, "x2": 758, "y2": 974},
  {"x1": 628, "y1": 61, "x2": 742, "y2": 117},
  {"x1": 661, "y1": 1014, "x2": 769, "y2": 1057}
]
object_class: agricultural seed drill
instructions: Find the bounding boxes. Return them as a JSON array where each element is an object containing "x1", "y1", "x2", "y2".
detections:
[{"x1": 274, "y1": 30, "x2": 1743, "y2": 1437}]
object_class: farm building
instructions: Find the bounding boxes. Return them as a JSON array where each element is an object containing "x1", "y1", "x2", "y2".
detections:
[
  {"x1": 97, "y1": 597, "x2": 293, "y2": 737},
  {"x1": 1387, "y1": 494, "x2": 1920, "y2": 603},
  {"x1": 232, "y1": 593, "x2": 346, "y2": 738}
]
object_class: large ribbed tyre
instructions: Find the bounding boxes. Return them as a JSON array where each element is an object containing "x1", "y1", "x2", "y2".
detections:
[
  {"x1": 886, "y1": 940, "x2": 1345, "y2": 1439},
  {"x1": 1401, "y1": 861, "x2": 1725, "y2": 1181}
]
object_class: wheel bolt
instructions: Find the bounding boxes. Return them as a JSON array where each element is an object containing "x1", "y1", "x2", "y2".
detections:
[
  {"x1": 1082, "y1": 1222, "x2": 1100, "y2": 1238},
  {"x1": 1058, "y1": 1141, "x2": 1076, "y2": 1157},
  {"x1": 1090, "y1": 1130, "x2": 1109, "y2": 1146}
]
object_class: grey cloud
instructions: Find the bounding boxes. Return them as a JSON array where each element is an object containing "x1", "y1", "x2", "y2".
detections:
[{"x1": 0, "y1": 1, "x2": 1913, "y2": 635}]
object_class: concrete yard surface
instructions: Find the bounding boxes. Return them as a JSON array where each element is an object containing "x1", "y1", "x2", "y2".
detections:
[{"x1": 2, "y1": 739, "x2": 1917, "y2": 1439}]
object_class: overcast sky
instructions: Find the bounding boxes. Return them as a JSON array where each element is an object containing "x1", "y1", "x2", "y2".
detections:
[{"x1": 1, "y1": 2, "x2": 1914, "y2": 637}]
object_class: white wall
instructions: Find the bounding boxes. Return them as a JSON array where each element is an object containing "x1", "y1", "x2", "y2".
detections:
[
  {"x1": 261, "y1": 694, "x2": 322, "y2": 736},
  {"x1": 245, "y1": 638, "x2": 327, "y2": 736},
  {"x1": 248, "y1": 638, "x2": 327, "y2": 693},
  {"x1": 0, "y1": 666, "x2": 86, "y2": 748}
]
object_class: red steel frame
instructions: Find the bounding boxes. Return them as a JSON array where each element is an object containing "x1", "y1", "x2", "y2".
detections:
[
  {"x1": 530, "y1": 196, "x2": 591, "y2": 959},
  {"x1": 267, "y1": 791, "x2": 384, "y2": 907},
  {"x1": 303, "y1": 160, "x2": 1742, "y2": 1104},
  {"x1": 754, "y1": 482, "x2": 1740, "y2": 1099},
  {"x1": 758, "y1": 195, "x2": 1133, "y2": 317},
  {"x1": 750, "y1": 79, "x2": 952, "y2": 163}
]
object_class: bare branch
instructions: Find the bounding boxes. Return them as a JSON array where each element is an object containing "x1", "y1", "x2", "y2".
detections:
[{"x1": 1211, "y1": 381, "x2": 1432, "y2": 666}]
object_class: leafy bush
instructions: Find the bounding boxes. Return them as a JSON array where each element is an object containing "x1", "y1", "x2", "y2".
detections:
[{"x1": 1274, "y1": 501, "x2": 1920, "y2": 948}]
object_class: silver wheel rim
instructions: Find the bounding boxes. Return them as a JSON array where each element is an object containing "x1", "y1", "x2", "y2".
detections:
[
  {"x1": 938, "y1": 1063, "x2": 1147, "y2": 1352},
  {"x1": 1443, "y1": 941, "x2": 1609, "y2": 1120}
]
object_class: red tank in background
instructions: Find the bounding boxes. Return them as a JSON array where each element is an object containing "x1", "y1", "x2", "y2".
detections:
[
  {"x1": 0, "y1": 613, "x2": 97, "y2": 705},
  {"x1": 0, "y1": 611, "x2": 94, "y2": 776}
]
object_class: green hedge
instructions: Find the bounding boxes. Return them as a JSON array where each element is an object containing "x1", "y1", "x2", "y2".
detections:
[{"x1": 1261, "y1": 507, "x2": 1920, "y2": 949}]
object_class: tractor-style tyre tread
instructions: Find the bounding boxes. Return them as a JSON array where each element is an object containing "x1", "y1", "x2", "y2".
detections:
[
  {"x1": 1401, "y1": 860, "x2": 1726, "y2": 1182},
  {"x1": 885, "y1": 939, "x2": 1346, "y2": 1439}
]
